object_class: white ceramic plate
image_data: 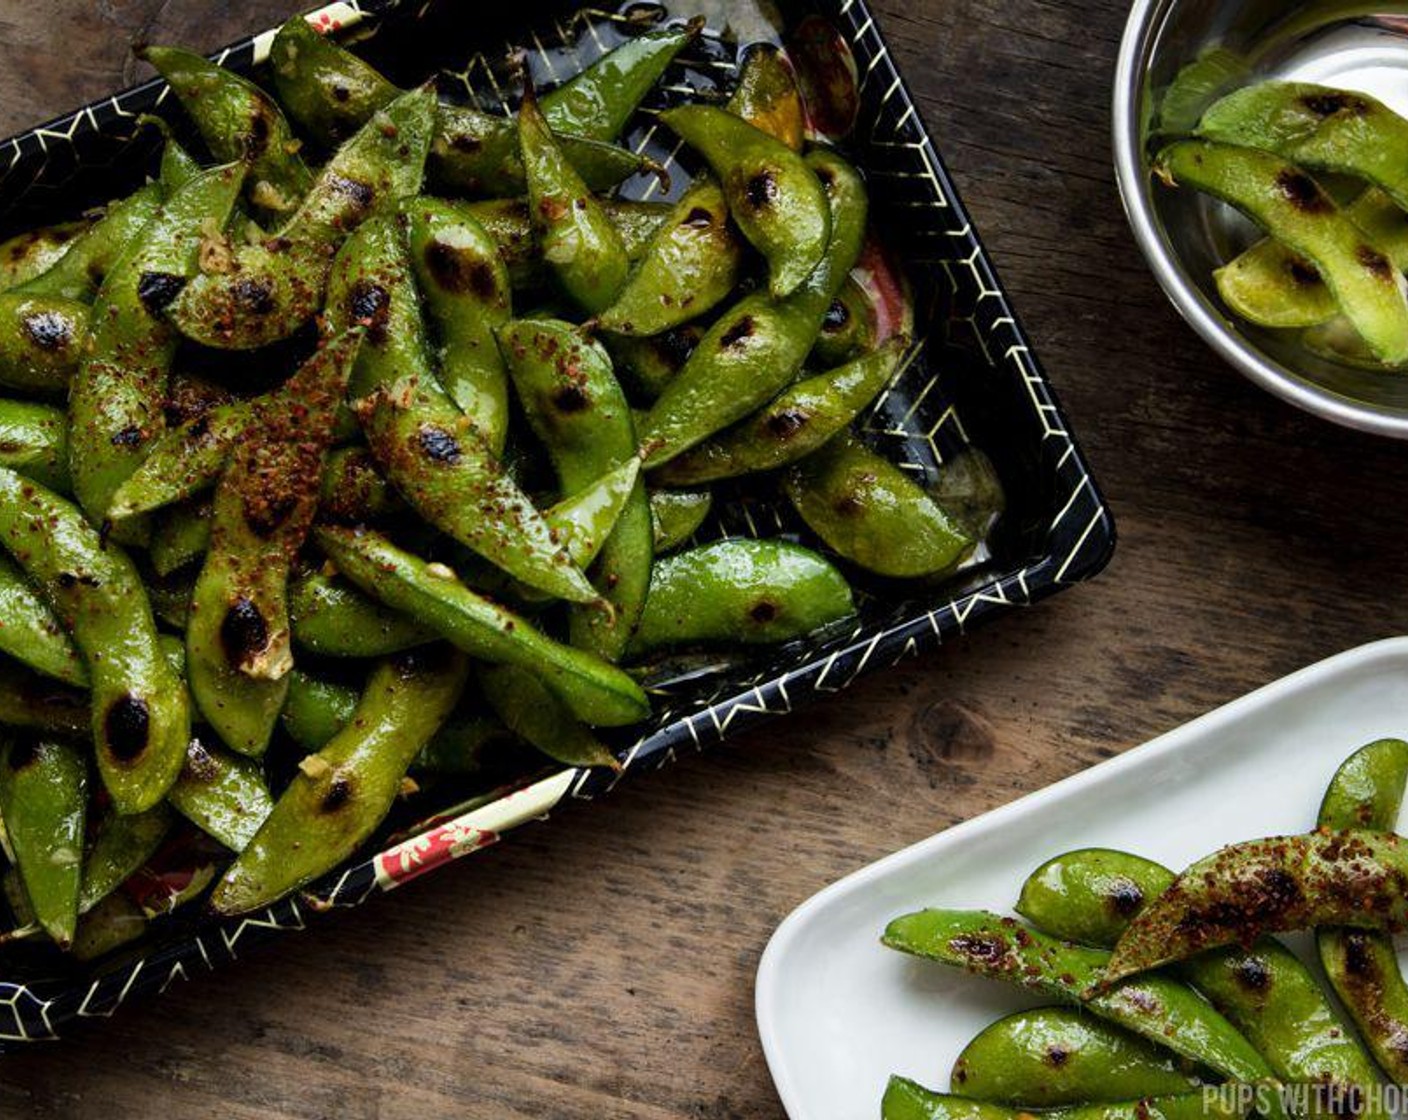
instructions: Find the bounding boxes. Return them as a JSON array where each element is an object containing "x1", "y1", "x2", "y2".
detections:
[{"x1": 755, "y1": 638, "x2": 1408, "y2": 1119}]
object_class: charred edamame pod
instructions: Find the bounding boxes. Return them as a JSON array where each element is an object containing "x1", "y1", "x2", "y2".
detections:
[
  {"x1": 0, "y1": 294, "x2": 88, "y2": 396},
  {"x1": 0, "y1": 219, "x2": 90, "y2": 292},
  {"x1": 649, "y1": 487, "x2": 711, "y2": 553},
  {"x1": 210, "y1": 646, "x2": 469, "y2": 915},
  {"x1": 813, "y1": 275, "x2": 879, "y2": 365},
  {"x1": 290, "y1": 568, "x2": 436, "y2": 657},
  {"x1": 313, "y1": 524, "x2": 649, "y2": 727},
  {"x1": 0, "y1": 552, "x2": 86, "y2": 686},
  {"x1": 0, "y1": 469, "x2": 189, "y2": 813},
  {"x1": 0, "y1": 736, "x2": 86, "y2": 947},
  {"x1": 660, "y1": 103, "x2": 829, "y2": 298},
  {"x1": 480, "y1": 663, "x2": 618, "y2": 770},
  {"x1": 267, "y1": 14, "x2": 401, "y2": 146},
  {"x1": 168, "y1": 736, "x2": 274, "y2": 852},
  {"x1": 785, "y1": 433, "x2": 974, "y2": 579},
  {"x1": 15, "y1": 181, "x2": 162, "y2": 304},
  {"x1": 317, "y1": 445, "x2": 402, "y2": 523},
  {"x1": 628, "y1": 539, "x2": 854, "y2": 657}
]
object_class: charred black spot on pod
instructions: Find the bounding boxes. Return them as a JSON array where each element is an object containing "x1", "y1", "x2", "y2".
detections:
[
  {"x1": 719, "y1": 315, "x2": 756, "y2": 349},
  {"x1": 110, "y1": 425, "x2": 144, "y2": 448},
  {"x1": 749, "y1": 599, "x2": 779, "y2": 623},
  {"x1": 1342, "y1": 932, "x2": 1379, "y2": 979},
  {"x1": 137, "y1": 271, "x2": 186, "y2": 314},
  {"x1": 765, "y1": 408, "x2": 809, "y2": 441},
  {"x1": 552, "y1": 384, "x2": 591, "y2": 413},
  {"x1": 1108, "y1": 879, "x2": 1144, "y2": 917},
  {"x1": 349, "y1": 280, "x2": 391, "y2": 343},
  {"x1": 654, "y1": 325, "x2": 699, "y2": 369},
  {"x1": 449, "y1": 133, "x2": 483, "y2": 154},
  {"x1": 1046, "y1": 1046, "x2": 1070, "y2": 1068},
  {"x1": 233, "y1": 276, "x2": 276, "y2": 315},
  {"x1": 1358, "y1": 244, "x2": 1394, "y2": 281},
  {"x1": 948, "y1": 932, "x2": 1007, "y2": 963},
  {"x1": 682, "y1": 206, "x2": 714, "y2": 228},
  {"x1": 1276, "y1": 170, "x2": 1331, "y2": 214},
  {"x1": 424, "y1": 240, "x2": 498, "y2": 301},
  {"x1": 1232, "y1": 955, "x2": 1272, "y2": 992},
  {"x1": 833, "y1": 491, "x2": 866, "y2": 517},
  {"x1": 105, "y1": 695, "x2": 151, "y2": 762},
  {"x1": 244, "y1": 110, "x2": 271, "y2": 158},
  {"x1": 814, "y1": 165, "x2": 836, "y2": 189},
  {"x1": 220, "y1": 597, "x2": 269, "y2": 666},
  {"x1": 333, "y1": 84, "x2": 352, "y2": 103},
  {"x1": 417, "y1": 425, "x2": 462, "y2": 464},
  {"x1": 243, "y1": 494, "x2": 296, "y2": 539},
  {"x1": 1301, "y1": 91, "x2": 1368, "y2": 118},
  {"x1": 744, "y1": 169, "x2": 779, "y2": 210},
  {"x1": 23, "y1": 310, "x2": 73, "y2": 352},
  {"x1": 6, "y1": 738, "x2": 39, "y2": 771},
  {"x1": 822, "y1": 298, "x2": 851, "y2": 334},
  {"x1": 320, "y1": 774, "x2": 353, "y2": 812},
  {"x1": 1287, "y1": 258, "x2": 1322, "y2": 288},
  {"x1": 328, "y1": 174, "x2": 375, "y2": 211}
]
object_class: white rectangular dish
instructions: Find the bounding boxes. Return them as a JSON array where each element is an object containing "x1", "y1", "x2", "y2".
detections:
[{"x1": 755, "y1": 637, "x2": 1408, "y2": 1119}]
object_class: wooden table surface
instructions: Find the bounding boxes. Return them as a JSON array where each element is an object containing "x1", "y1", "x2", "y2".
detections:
[{"x1": 1, "y1": 1, "x2": 1404, "y2": 1117}]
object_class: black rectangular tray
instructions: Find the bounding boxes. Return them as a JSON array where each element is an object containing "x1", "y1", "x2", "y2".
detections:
[{"x1": 0, "y1": 0, "x2": 1113, "y2": 1043}]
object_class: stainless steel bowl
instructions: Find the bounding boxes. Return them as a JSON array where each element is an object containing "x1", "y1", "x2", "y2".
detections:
[{"x1": 1114, "y1": 1, "x2": 1408, "y2": 436}]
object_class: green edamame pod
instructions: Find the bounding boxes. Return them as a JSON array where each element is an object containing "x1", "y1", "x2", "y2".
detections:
[
  {"x1": 210, "y1": 646, "x2": 469, "y2": 915},
  {"x1": 727, "y1": 44, "x2": 806, "y2": 151},
  {"x1": 168, "y1": 735, "x2": 274, "y2": 851},
  {"x1": 1199, "y1": 81, "x2": 1408, "y2": 211},
  {"x1": 629, "y1": 539, "x2": 854, "y2": 657},
  {"x1": 187, "y1": 331, "x2": 361, "y2": 756},
  {"x1": 0, "y1": 294, "x2": 87, "y2": 396},
  {"x1": 1154, "y1": 140, "x2": 1408, "y2": 364},
  {"x1": 137, "y1": 45, "x2": 311, "y2": 219},
  {"x1": 950, "y1": 1008, "x2": 1200, "y2": 1105},
  {"x1": 1316, "y1": 738, "x2": 1408, "y2": 1086},
  {"x1": 658, "y1": 336, "x2": 908, "y2": 485},
  {"x1": 0, "y1": 398, "x2": 69, "y2": 492},
  {"x1": 605, "y1": 325, "x2": 702, "y2": 402},
  {"x1": 0, "y1": 219, "x2": 90, "y2": 292},
  {"x1": 0, "y1": 736, "x2": 86, "y2": 947},
  {"x1": 499, "y1": 318, "x2": 651, "y2": 658},
  {"x1": 149, "y1": 499, "x2": 211, "y2": 577},
  {"x1": 405, "y1": 197, "x2": 512, "y2": 451},
  {"x1": 318, "y1": 446, "x2": 402, "y2": 523},
  {"x1": 1017, "y1": 849, "x2": 1384, "y2": 1112},
  {"x1": 268, "y1": 14, "x2": 401, "y2": 146},
  {"x1": 313, "y1": 524, "x2": 649, "y2": 727},
  {"x1": 0, "y1": 553, "x2": 86, "y2": 686},
  {"x1": 650, "y1": 487, "x2": 711, "y2": 553},
  {"x1": 480, "y1": 663, "x2": 618, "y2": 770},
  {"x1": 519, "y1": 86, "x2": 629, "y2": 315},
  {"x1": 69, "y1": 163, "x2": 246, "y2": 529},
  {"x1": 70, "y1": 891, "x2": 146, "y2": 962},
  {"x1": 1106, "y1": 830, "x2": 1408, "y2": 980},
  {"x1": 169, "y1": 87, "x2": 435, "y2": 351},
  {"x1": 78, "y1": 804, "x2": 170, "y2": 914},
  {"x1": 785, "y1": 433, "x2": 974, "y2": 578},
  {"x1": 157, "y1": 131, "x2": 202, "y2": 194},
  {"x1": 0, "y1": 662, "x2": 88, "y2": 737},
  {"x1": 329, "y1": 217, "x2": 595, "y2": 604},
  {"x1": 0, "y1": 469, "x2": 189, "y2": 813},
  {"x1": 882, "y1": 909, "x2": 1282, "y2": 1097},
  {"x1": 17, "y1": 182, "x2": 163, "y2": 303},
  {"x1": 881, "y1": 1080, "x2": 1242, "y2": 1120},
  {"x1": 282, "y1": 669, "x2": 360, "y2": 751},
  {"x1": 290, "y1": 569, "x2": 436, "y2": 657},
  {"x1": 545, "y1": 458, "x2": 642, "y2": 571},
  {"x1": 661, "y1": 104, "x2": 829, "y2": 298},
  {"x1": 597, "y1": 180, "x2": 743, "y2": 337},
  {"x1": 147, "y1": 571, "x2": 194, "y2": 629},
  {"x1": 639, "y1": 147, "x2": 866, "y2": 466},
  {"x1": 106, "y1": 397, "x2": 251, "y2": 522},
  {"x1": 813, "y1": 275, "x2": 879, "y2": 365}
]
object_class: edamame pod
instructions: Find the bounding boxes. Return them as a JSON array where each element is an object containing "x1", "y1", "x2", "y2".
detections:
[
  {"x1": 69, "y1": 163, "x2": 246, "y2": 529},
  {"x1": 785, "y1": 433, "x2": 974, "y2": 578},
  {"x1": 629, "y1": 539, "x2": 854, "y2": 657},
  {"x1": 0, "y1": 219, "x2": 90, "y2": 292},
  {"x1": 137, "y1": 44, "x2": 311, "y2": 219},
  {"x1": 78, "y1": 804, "x2": 170, "y2": 915},
  {"x1": 639, "y1": 147, "x2": 866, "y2": 466},
  {"x1": 597, "y1": 179, "x2": 743, "y2": 337},
  {"x1": 950, "y1": 1008, "x2": 1201, "y2": 1105},
  {"x1": 0, "y1": 294, "x2": 87, "y2": 396},
  {"x1": 882, "y1": 909, "x2": 1283, "y2": 1096},
  {"x1": 318, "y1": 445, "x2": 402, "y2": 523},
  {"x1": 187, "y1": 331, "x2": 361, "y2": 756},
  {"x1": 210, "y1": 646, "x2": 469, "y2": 915},
  {"x1": 1316, "y1": 738, "x2": 1408, "y2": 1085},
  {"x1": 168, "y1": 735, "x2": 274, "y2": 851},
  {"x1": 660, "y1": 104, "x2": 829, "y2": 298},
  {"x1": 545, "y1": 458, "x2": 642, "y2": 571},
  {"x1": 282, "y1": 669, "x2": 360, "y2": 751},
  {"x1": 881, "y1": 1080, "x2": 1242, "y2": 1120},
  {"x1": 313, "y1": 525, "x2": 650, "y2": 727},
  {"x1": 0, "y1": 662, "x2": 88, "y2": 737},
  {"x1": 268, "y1": 14, "x2": 401, "y2": 146},
  {"x1": 106, "y1": 398, "x2": 251, "y2": 522},
  {"x1": 519, "y1": 85, "x2": 629, "y2": 315},
  {"x1": 1200, "y1": 81, "x2": 1408, "y2": 211},
  {"x1": 169, "y1": 87, "x2": 436, "y2": 351},
  {"x1": 148, "y1": 499, "x2": 212, "y2": 577},
  {"x1": 605, "y1": 325, "x2": 702, "y2": 402},
  {"x1": 157, "y1": 130, "x2": 202, "y2": 193},
  {"x1": 1154, "y1": 140, "x2": 1408, "y2": 364},
  {"x1": 499, "y1": 318, "x2": 651, "y2": 658},
  {"x1": 1016, "y1": 849, "x2": 1384, "y2": 1113},
  {"x1": 16, "y1": 182, "x2": 163, "y2": 303},
  {"x1": 658, "y1": 336, "x2": 907, "y2": 485},
  {"x1": 0, "y1": 469, "x2": 189, "y2": 814},
  {"x1": 405, "y1": 197, "x2": 512, "y2": 451},
  {"x1": 1106, "y1": 830, "x2": 1408, "y2": 980},
  {"x1": 813, "y1": 275, "x2": 879, "y2": 365},
  {"x1": 70, "y1": 892, "x2": 146, "y2": 962},
  {"x1": 650, "y1": 487, "x2": 711, "y2": 553},
  {"x1": 0, "y1": 736, "x2": 86, "y2": 947},
  {"x1": 0, "y1": 552, "x2": 85, "y2": 685},
  {"x1": 0, "y1": 398, "x2": 69, "y2": 492},
  {"x1": 727, "y1": 44, "x2": 806, "y2": 151},
  {"x1": 290, "y1": 569, "x2": 436, "y2": 657},
  {"x1": 480, "y1": 663, "x2": 618, "y2": 770}
]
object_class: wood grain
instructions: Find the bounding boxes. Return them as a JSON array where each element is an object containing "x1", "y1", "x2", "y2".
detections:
[{"x1": 3, "y1": 1, "x2": 1408, "y2": 1117}]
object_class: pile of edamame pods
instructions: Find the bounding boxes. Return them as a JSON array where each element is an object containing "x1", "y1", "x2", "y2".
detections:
[
  {"x1": 0, "y1": 11, "x2": 1001, "y2": 956},
  {"x1": 880, "y1": 738, "x2": 1408, "y2": 1120},
  {"x1": 1153, "y1": 77, "x2": 1408, "y2": 369}
]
